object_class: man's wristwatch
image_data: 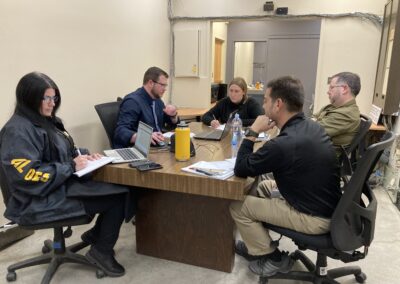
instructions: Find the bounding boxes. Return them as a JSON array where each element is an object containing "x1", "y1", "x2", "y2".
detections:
[{"x1": 244, "y1": 128, "x2": 259, "y2": 138}]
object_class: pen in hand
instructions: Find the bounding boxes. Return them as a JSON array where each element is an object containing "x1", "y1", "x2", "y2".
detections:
[
  {"x1": 211, "y1": 114, "x2": 220, "y2": 128},
  {"x1": 73, "y1": 146, "x2": 89, "y2": 171},
  {"x1": 75, "y1": 146, "x2": 82, "y2": 156}
]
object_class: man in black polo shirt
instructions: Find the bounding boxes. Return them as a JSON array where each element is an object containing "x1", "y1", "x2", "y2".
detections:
[{"x1": 230, "y1": 76, "x2": 341, "y2": 277}]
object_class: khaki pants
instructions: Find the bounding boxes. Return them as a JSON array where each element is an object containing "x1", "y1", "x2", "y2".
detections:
[{"x1": 230, "y1": 180, "x2": 330, "y2": 256}]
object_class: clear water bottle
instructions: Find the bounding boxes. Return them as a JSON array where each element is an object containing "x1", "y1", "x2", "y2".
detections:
[
  {"x1": 231, "y1": 132, "x2": 238, "y2": 158},
  {"x1": 231, "y1": 113, "x2": 242, "y2": 158}
]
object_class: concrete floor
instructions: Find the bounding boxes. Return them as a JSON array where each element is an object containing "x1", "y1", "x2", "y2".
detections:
[{"x1": 0, "y1": 187, "x2": 399, "y2": 284}]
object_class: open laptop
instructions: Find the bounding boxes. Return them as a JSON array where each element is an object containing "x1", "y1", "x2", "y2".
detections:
[
  {"x1": 104, "y1": 121, "x2": 153, "y2": 163},
  {"x1": 194, "y1": 123, "x2": 230, "y2": 141}
]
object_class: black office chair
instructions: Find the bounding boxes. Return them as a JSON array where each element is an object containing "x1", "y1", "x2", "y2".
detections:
[
  {"x1": 94, "y1": 101, "x2": 121, "y2": 148},
  {"x1": 259, "y1": 131, "x2": 394, "y2": 284},
  {"x1": 248, "y1": 94, "x2": 264, "y2": 108},
  {"x1": 0, "y1": 167, "x2": 104, "y2": 283},
  {"x1": 217, "y1": 83, "x2": 228, "y2": 101},
  {"x1": 339, "y1": 114, "x2": 372, "y2": 181}
]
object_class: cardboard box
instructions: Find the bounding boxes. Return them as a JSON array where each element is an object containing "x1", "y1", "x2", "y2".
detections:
[{"x1": 0, "y1": 223, "x2": 34, "y2": 251}]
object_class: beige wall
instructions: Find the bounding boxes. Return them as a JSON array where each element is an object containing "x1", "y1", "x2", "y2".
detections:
[
  {"x1": 315, "y1": 18, "x2": 381, "y2": 114},
  {"x1": 171, "y1": 0, "x2": 385, "y2": 17},
  {"x1": 170, "y1": 0, "x2": 386, "y2": 115},
  {"x1": 0, "y1": 0, "x2": 170, "y2": 152}
]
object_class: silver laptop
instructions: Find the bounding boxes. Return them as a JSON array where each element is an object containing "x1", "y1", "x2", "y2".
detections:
[
  {"x1": 194, "y1": 111, "x2": 236, "y2": 141},
  {"x1": 194, "y1": 123, "x2": 230, "y2": 141},
  {"x1": 104, "y1": 121, "x2": 153, "y2": 163}
]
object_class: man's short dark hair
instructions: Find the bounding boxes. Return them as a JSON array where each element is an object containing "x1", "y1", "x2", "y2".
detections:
[
  {"x1": 143, "y1": 66, "x2": 169, "y2": 85},
  {"x1": 331, "y1": 72, "x2": 361, "y2": 96},
  {"x1": 267, "y1": 76, "x2": 304, "y2": 112}
]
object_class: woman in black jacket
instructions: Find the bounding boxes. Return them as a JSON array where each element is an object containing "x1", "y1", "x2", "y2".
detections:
[
  {"x1": 0, "y1": 72, "x2": 129, "y2": 277},
  {"x1": 202, "y1": 77, "x2": 264, "y2": 128}
]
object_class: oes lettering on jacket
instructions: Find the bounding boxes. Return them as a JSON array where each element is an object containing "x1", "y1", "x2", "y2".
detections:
[{"x1": 11, "y1": 159, "x2": 50, "y2": 183}]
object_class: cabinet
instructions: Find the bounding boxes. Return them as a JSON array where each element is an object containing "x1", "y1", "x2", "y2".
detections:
[
  {"x1": 374, "y1": 0, "x2": 400, "y2": 115},
  {"x1": 174, "y1": 30, "x2": 200, "y2": 77}
]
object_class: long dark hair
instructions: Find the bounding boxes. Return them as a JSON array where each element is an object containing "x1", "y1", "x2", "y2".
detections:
[
  {"x1": 15, "y1": 71, "x2": 61, "y2": 116},
  {"x1": 14, "y1": 72, "x2": 70, "y2": 159}
]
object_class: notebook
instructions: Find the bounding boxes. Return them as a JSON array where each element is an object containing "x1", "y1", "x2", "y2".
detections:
[
  {"x1": 104, "y1": 121, "x2": 153, "y2": 163},
  {"x1": 194, "y1": 123, "x2": 230, "y2": 141},
  {"x1": 73, "y1": 156, "x2": 115, "y2": 177}
]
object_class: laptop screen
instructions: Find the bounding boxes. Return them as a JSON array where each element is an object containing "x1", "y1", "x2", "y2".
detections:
[{"x1": 135, "y1": 122, "x2": 153, "y2": 155}]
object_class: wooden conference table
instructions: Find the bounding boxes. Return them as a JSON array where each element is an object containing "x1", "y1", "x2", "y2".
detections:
[
  {"x1": 178, "y1": 107, "x2": 209, "y2": 122},
  {"x1": 93, "y1": 123, "x2": 254, "y2": 272}
]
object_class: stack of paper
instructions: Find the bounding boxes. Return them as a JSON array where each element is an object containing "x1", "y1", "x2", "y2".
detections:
[
  {"x1": 181, "y1": 159, "x2": 236, "y2": 180},
  {"x1": 73, "y1": 156, "x2": 115, "y2": 177}
]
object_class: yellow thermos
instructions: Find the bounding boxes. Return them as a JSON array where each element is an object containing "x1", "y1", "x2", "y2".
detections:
[{"x1": 175, "y1": 122, "x2": 190, "y2": 161}]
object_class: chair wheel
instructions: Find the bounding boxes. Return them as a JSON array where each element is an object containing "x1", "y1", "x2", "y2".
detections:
[
  {"x1": 42, "y1": 239, "x2": 53, "y2": 253},
  {"x1": 42, "y1": 245, "x2": 51, "y2": 254},
  {"x1": 259, "y1": 276, "x2": 268, "y2": 284},
  {"x1": 6, "y1": 271, "x2": 16, "y2": 282},
  {"x1": 96, "y1": 269, "x2": 105, "y2": 278},
  {"x1": 355, "y1": 272, "x2": 366, "y2": 283}
]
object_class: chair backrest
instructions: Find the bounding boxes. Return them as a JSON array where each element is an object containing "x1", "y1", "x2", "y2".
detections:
[
  {"x1": 94, "y1": 101, "x2": 121, "y2": 148},
  {"x1": 216, "y1": 83, "x2": 227, "y2": 101},
  {"x1": 331, "y1": 131, "x2": 394, "y2": 251},
  {"x1": 340, "y1": 114, "x2": 372, "y2": 178},
  {"x1": 347, "y1": 114, "x2": 372, "y2": 158},
  {"x1": 249, "y1": 93, "x2": 264, "y2": 108},
  {"x1": 0, "y1": 131, "x2": 11, "y2": 205},
  {"x1": 0, "y1": 163, "x2": 11, "y2": 206}
]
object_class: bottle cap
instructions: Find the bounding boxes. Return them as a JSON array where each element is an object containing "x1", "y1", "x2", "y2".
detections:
[
  {"x1": 234, "y1": 113, "x2": 240, "y2": 119},
  {"x1": 177, "y1": 121, "x2": 188, "y2": 128}
]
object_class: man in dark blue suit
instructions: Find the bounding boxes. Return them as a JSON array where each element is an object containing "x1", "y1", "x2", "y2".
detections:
[{"x1": 113, "y1": 66, "x2": 179, "y2": 148}]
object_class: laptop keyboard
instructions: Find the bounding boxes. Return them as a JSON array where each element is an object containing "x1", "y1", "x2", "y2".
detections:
[
  {"x1": 205, "y1": 130, "x2": 223, "y2": 139},
  {"x1": 115, "y1": 148, "x2": 140, "y2": 160}
]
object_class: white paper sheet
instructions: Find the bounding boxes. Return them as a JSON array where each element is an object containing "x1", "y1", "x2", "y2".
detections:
[
  {"x1": 73, "y1": 156, "x2": 115, "y2": 177},
  {"x1": 181, "y1": 159, "x2": 235, "y2": 180}
]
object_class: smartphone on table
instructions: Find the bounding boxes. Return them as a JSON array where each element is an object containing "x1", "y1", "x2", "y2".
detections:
[
  {"x1": 129, "y1": 160, "x2": 152, "y2": 168},
  {"x1": 136, "y1": 162, "x2": 163, "y2": 172}
]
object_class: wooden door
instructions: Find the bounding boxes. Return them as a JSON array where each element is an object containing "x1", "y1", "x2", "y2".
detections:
[{"x1": 214, "y1": 38, "x2": 224, "y2": 83}]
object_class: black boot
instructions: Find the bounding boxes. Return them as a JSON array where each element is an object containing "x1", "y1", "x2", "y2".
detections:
[{"x1": 86, "y1": 246, "x2": 125, "y2": 277}]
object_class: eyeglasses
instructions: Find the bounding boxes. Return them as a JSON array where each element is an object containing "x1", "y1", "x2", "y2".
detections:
[
  {"x1": 328, "y1": 85, "x2": 345, "y2": 90},
  {"x1": 42, "y1": 95, "x2": 59, "y2": 103},
  {"x1": 153, "y1": 81, "x2": 168, "y2": 88}
]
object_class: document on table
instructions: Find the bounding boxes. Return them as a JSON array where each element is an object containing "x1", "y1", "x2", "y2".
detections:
[
  {"x1": 73, "y1": 156, "x2": 115, "y2": 177},
  {"x1": 208, "y1": 124, "x2": 225, "y2": 131},
  {"x1": 181, "y1": 159, "x2": 236, "y2": 180}
]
